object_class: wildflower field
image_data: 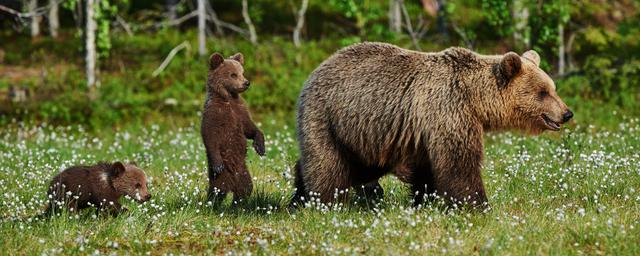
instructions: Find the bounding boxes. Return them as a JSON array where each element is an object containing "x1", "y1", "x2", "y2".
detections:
[{"x1": 1, "y1": 114, "x2": 639, "y2": 255}]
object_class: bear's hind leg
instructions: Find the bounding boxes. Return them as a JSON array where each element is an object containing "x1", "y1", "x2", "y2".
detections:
[
  {"x1": 301, "y1": 140, "x2": 353, "y2": 205},
  {"x1": 289, "y1": 160, "x2": 307, "y2": 207},
  {"x1": 208, "y1": 170, "x2": 230, "y2": 203},
  {"x1": 231, "y1": 166, "x2": 253, "y2": 204},
  {"x1": 410, "y1": 165, "x2": 436, "y2": 206}
]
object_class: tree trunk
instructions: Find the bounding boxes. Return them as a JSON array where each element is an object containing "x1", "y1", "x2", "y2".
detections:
[
  {"x1": 435, "y1": 0, "x2": 448, "y2": 38},
  {"x1": 205, "y1": 1, "x2": 224, "y2": 36},
  {"x1": 28, "y1": 0, "x2": 39, "y2": 37},
  {"x1": 512, "y1": 0, "x2": 529, "y2": 49},
  {"x1": 49, "y1": 0, "x2": 59, "y2": 38},
  {"x1": 389, "y1": 0, "x2": 402, "y2": 33},
  {"x1": 558, "y1": 23, "x2": 565, "y2": 75},
  {"x1": 86, "y1": 0, "x2": 97, "y2": 88},
  {"x1": 293, "y1": 0, "x2": 309, "y2": 47},
  {"x1": 400, "y1": 0, "x2": 421, "y2": 50},
  {"x1": 242, "y1": 0, "x2": 257, "y2": 44},
  {"x1": 197, "y1": 0, "x2": 206, "y2": 56},
  {"x1": 166, "y1": 0, "x2": 178, "y2": 22}
]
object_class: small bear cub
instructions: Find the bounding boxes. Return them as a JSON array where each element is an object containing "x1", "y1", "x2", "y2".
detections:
[
  {"x1": 201, "y1": 52, "x2": 265, "y2": 203},
  {"x1": 44, "y1": 161, "x2": 151, "y2": 216}
]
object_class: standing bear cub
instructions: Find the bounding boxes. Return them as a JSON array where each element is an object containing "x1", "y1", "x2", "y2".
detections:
[
  {"x1": 45, "y1": 162, "x2": 151, "y2": 216},
  {"x1": 201, "y1": 52, "x2": 265, "y2": 203},
  {"x1": 293, "y1": 42, "x2": 573, "y2": 208}
]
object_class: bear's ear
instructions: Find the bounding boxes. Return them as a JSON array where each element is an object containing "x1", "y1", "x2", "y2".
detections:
[
  {"x1": 230, "y1": 53, "x2": 244, "y2": 65},
  {"x1": 110, "y1": 161, "x2": 126, "y2": 177},
  {"x1": 495, "y1": 52, "x2": 522, "y2": 88},
  {"x1": 522, "y1": 50, "x2": 540, "y2": 66},
  {"x1": 209, "y1": 53, "x2": 224, "y2": 70}
]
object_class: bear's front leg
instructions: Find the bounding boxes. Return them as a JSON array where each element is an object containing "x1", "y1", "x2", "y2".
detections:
[
  {"x1": 429, "y1": 126, "x2": 489, "y2": 209},
  {"x1": 238, "y1": 104, "x2": 266, "y2": 156},
  {"x1": 251, "y1": 130, "x2": 265, "y2": 156},
  {"x1": 98, "y1": 201, "x2": 125, "y2": 217},
  {"x1": 205, "y1": 146, "x2": 225, "y2": 178}
]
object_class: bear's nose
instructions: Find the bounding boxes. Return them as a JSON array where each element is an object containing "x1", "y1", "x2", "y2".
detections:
[
  {"x1": 243, "y1": 81, "x2": 250, "y2": 87},
  {"x1": 144, "y1": 194, "x2": 152, "y2": 201},
  {"x1": 562, "y1": 110, "x2": 573, "y2": 123}
]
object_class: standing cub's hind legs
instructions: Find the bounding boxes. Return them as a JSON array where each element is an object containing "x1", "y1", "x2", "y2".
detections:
[{"x1": 289, "y1": 160, "x2": 307, "y2": 208}]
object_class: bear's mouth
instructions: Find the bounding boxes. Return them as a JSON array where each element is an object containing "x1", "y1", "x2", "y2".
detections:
[{"x1": 541, "y1": 114, "x2": 561, "y2": 131}]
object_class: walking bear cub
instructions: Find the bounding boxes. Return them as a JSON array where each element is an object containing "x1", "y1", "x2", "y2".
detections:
[
  {"x1": 293, "y1": 42, "x2": 573, "y2": 208},
  {"x1": 45, "y1": 162, "x2": 151, "y2": 216},
  {"x1": 201, "y1": 52, "x2": 265, "y2": 203}
]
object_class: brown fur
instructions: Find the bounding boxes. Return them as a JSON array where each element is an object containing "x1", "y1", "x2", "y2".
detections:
[
  {"x1": 201, "y1": 52, "x2": 265, "y2": 202},
  {"x1": 292, "y1": 42, "x2": 572, "y2": 207},
  {"x1": 45, "y1": 162, "x2": 150, "y2": 216}
]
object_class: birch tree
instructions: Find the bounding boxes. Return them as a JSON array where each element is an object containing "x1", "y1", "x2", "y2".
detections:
[
  {"x1": 86, "y1": 0, "x2": 97, "y2": 88},
  {"x1": 198, "y1": 0, "x2": 206, "y2": 56},
  {"x1": 166, "y1": 0, "x2": 178, "y2": 22},
  {"x1": 293, "y1": 0, "x2": 309, "y2": 47},
  {"x1": 388, "y1": 0, "x2": 401, "y2": 33},
  {"x1": 28, "y1": 0, "x2": 39, "y2": 37},
  {"x1": 242, "y1": 0, "x2": 257, "y2": 44},
  {"x1": 49, "y1": 0, "x2": 59, "y2": 38},
  {"x1": 512, "y1": 0, "x2": 529, "y2": 49}
]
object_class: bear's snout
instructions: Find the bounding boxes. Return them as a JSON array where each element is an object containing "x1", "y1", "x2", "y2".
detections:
[
  {"x1": 138, "y1": 194, "x2": 151, "y2": 202},
  {"x1": 243, "y1": 80, "x2": 250, "y2": 88},
  {"x1": 562, "y1": 110, "x2": 573, "y2": 123}
]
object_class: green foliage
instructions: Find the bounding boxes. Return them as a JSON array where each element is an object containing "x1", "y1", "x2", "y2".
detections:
[
  {"x1": 528, "y1": 0, "x2": 570, "y2": 70},
  {"x1": 327, "y1": 0, "x2": 388, "y2": 38},
  {"x1": 0, "y1": 1, "x2": 639, "y2": 127},
  {"x1": 481, "y1": 0, "x2": 513, "y2": 36},
  {"x1": 63, "y1": 0, "x2": 128, "y2": 59}
]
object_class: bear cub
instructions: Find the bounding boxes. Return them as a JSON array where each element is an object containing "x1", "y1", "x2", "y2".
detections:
[
  {"x1": 44, "y1": 161, "x2": 151, "y2": 216},
  {"x1": 201, "y1": 52, "x2": 265, "y2": 203}
]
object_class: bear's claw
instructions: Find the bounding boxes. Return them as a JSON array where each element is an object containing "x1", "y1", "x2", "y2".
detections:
[{"x1": 253, "y1": 141, "x2": 265, "y2": 156}]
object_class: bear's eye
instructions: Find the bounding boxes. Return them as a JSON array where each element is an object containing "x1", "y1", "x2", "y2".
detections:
[
  {"x1": 538, "y1": 90, "x2": 548, "y2": 99},
  {"x1": 135, "y1": 183, "x2": 141, "y2": 188},
  {"x1": 231, "y1": 73, "x2": 238, "y2": 78}
]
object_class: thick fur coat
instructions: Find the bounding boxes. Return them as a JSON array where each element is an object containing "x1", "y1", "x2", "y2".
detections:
[
  {"x1": 201, "y1": 52, "x2": 265, "y2": 202},
  {"x1": 45, "y1": 162, "x2": 150, "y2": 216},
  {"x1": 292, "y1": 42, "x2": 572, "y2": 207}
]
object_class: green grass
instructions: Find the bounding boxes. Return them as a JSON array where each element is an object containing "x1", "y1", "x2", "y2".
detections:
[
  {"x1": 0, "y1": 29, "x2": 639, "y2": 255},
  {"x1": 1, "y1": 111, "x2": 639, "y2": 255}
]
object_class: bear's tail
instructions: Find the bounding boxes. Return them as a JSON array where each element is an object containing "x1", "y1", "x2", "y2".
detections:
[{"x1": 288, "y1": 159, "x2": 307, "y2": 208}]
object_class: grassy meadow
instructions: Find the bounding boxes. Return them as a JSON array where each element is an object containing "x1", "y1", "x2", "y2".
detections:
[
  {"x1": 1, "y1": 112, "x2": 639, "y2": 254},
  {"x1": 0, "y1": 16, "x2": 639, "y2": 254}
]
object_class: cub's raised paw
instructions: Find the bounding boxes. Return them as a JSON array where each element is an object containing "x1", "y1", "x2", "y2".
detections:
[{"x1": 253, "y1": 141, "x2": 266, "y2": 156}]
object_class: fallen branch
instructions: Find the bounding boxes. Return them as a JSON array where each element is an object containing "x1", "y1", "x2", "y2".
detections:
[
  {"x1": 293, "y1": 0, "x2": 309, "y2": 47},
  {"x1": 0, "y1": 0, "x2": 66, "y2": 19},
  {"x1": 205, "y1": 1, "x2": 223, "y2": 35},
  {"x1": 153, "y1": 41, "x2": 191, "y2": 77},
  {"x1": 206, "y1": 16, "x2": 248, "y2": 36},
  {"x1": 156, "y1": 10, "x2": 198, "y2": 29},
  {"x1": 400, "y1": 0, "x2": 421, "y2": 50},
  {"x1": 241, "y1": 0, "x2": 257, "y2": 44},
  {"x1": 116, "y1": 15, "x2": 133, "y2": 36}
]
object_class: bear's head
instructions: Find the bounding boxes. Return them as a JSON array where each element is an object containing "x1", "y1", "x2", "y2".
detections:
[
  {"x1": 207, "y1": 52, "x2": 250, "y2": 100},
  {"x1": 109, "y1": 162, "x2": 151, "y2": 203},
  {"x1": 495, "y1": 50, "x2": 573, "y2": 134}
]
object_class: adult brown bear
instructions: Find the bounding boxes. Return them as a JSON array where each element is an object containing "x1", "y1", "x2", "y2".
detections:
[{"x1": 291, "y1": 42, "x2": 572, "y2": 208}]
